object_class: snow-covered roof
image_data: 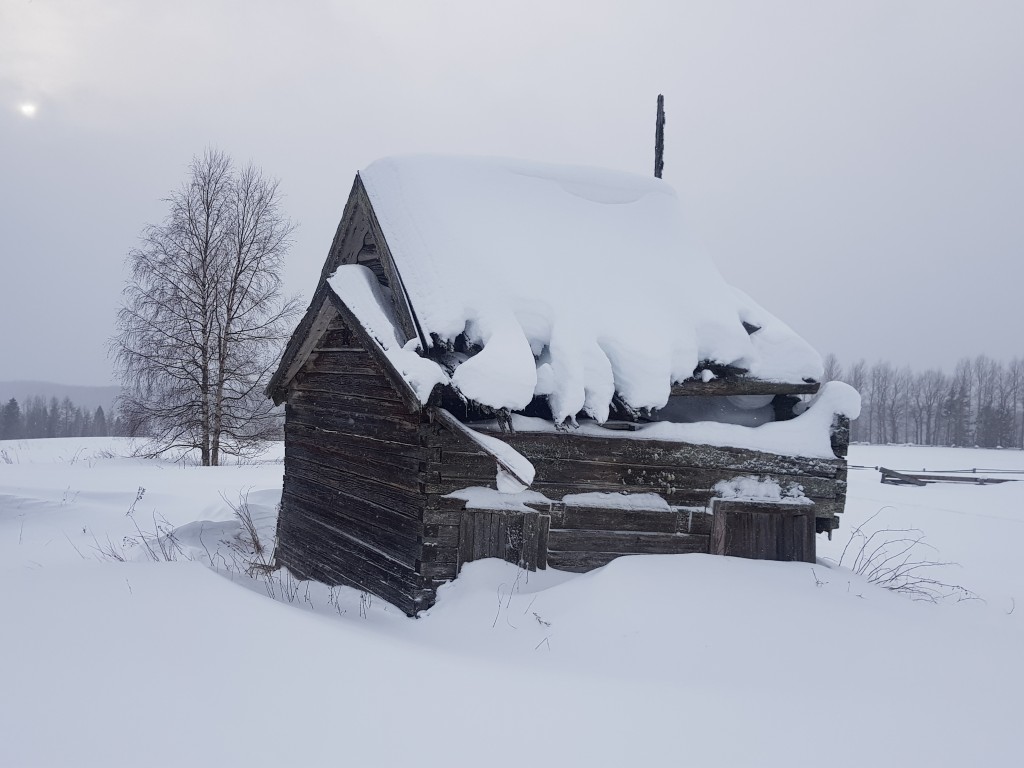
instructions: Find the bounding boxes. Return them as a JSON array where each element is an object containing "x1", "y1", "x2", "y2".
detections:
[{"x1": 335, "y1": 155, "x2": 823, "y2": 423}]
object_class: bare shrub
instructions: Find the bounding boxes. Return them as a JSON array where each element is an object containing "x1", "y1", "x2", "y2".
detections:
[
  {"x1": 222, "y1": 489, "x2": 263, "y2": 556},
  {"x1": 92, "y1": 505, "x2": 189, "y2": 563},
  {"x1": 127, "y1": 510, "x2": 188, "y2": 562},
  {"x1": 836, "y1": 509, "x2": 979, "y2": 603},
  {"x1": 93, "y1": 535, "x2": 126, "y2": 562},
  {"x1": 126, "y1": 487, "x2": 145, "y2": 516},
  {"x1": 219, "y1": 489, "x2": 277, "y2": 579}
]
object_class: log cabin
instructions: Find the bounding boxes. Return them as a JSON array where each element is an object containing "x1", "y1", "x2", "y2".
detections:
[{"x1": 266, "y1": 155, "x2": 860, "y2": 616}]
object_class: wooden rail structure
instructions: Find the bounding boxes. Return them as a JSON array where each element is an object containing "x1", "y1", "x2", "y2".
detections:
[{"x1": 879, "y1": 467, "x2": 1016, "y2": 486}]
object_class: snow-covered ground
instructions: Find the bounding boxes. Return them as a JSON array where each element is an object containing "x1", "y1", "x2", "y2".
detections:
[{"x1": 1, "y1": 438, "x2": 1022, "y2": 767}]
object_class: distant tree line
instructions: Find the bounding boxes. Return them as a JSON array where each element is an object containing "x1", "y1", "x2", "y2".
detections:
[
  {"x1": 0, "y1": 397, "x2": 124, "y2": 441},
  {"x1": 6, "y1": 353, "x2": 1022, "y2": 449},
  {"x1": 824, "y1": 354, "x2": 1024, "y2": 448}
]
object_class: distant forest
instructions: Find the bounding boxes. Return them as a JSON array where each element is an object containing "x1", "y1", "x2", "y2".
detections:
[
  {"x1": 0, "y1": 396, "x2": 124, "y2": 440},
  {"x1": 824, "y1": 354, "x2": 1024, "y2": 448}
]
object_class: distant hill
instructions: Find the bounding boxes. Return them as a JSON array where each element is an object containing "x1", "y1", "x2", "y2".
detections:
[{"x1": 0, "y1": 381, "x2": 120, "y2": 413}]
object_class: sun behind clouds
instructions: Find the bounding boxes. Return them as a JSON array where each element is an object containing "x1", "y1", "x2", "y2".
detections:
[{"x1": 18, "y1": 103, "x2": 38, "y2": 118}]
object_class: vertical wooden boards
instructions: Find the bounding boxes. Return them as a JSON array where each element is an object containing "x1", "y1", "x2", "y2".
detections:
[
  {"x1": 453, "y1": 509, "x2": 550, "y2": 573},
  {"x1": 537, "y1": 515, "x2": 550, "y2": 570},
  {"x1": 457, "y1": 510, "x2": 475, "y2": 572},
  {"x1": 494, "y1": 514, "x2": 508, "y2": 561},
  {"x1": 520, "y1": 512, "x2": 538, "y2": 571},
  {"x1": 472, "y1": 512, "x2": 489, "y2": 561},
  {"x1": 710, "y1": 499, "x2": 815, "y2": 563}
]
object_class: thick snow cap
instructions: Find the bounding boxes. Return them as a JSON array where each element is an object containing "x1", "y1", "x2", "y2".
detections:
[{"x1": 358, "y1": 155, "x2": 823, "y2": 423}]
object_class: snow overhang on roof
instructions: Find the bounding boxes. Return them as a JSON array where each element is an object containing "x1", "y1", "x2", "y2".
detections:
[{"x1": 331, "y1": 155, "x2": 824, "y2": 424}]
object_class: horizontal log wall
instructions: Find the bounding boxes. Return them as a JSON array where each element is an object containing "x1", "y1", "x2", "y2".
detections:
[
  {"x1": 424, "y1": 425, "x2": 847, "y2": 518},
  {"x1": 277, "y1": 492, "x2": 428, "y2": 614},
  {"x1": 277, "y1": 316, "x2": 434, "y2": 616},
  {"x1": 543, "y1": 503, "x2": 710, "y2": 573},
  {"x1": 424, "y1": 424, "x2": 711, "y2": 573},
  {"x1": 543, "y1": 503, "x2": 710, "y2": 535},
  {"x1": 422, "y1": 420, "x2": 849, "y2": 573}
]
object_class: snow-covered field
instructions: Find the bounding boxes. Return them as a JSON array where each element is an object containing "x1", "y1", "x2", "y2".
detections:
[{"x1": 2, "y1": 438, "x2": 1022, "y2": 767}]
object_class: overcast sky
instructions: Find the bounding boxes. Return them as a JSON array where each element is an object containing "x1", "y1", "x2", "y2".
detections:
[{"x1": 2, "y1": 0, "x2": 1022, "y2": 386}]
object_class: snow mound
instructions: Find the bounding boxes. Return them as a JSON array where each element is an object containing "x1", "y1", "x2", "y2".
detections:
[
  {"x1": 359, "y1": 155, "x2": 823, "y2": 423},
  {"x1": 713, "y1": 476, "x2": 812, "y2": 504},
  {"x1": 444, "y1": 486, "x2": 552, "y2": 512},
  {"x1": 562, "y1": 491, "x2": 671, "y2": 511},
  {"x1": 492, "y1": 381, "x2": 861, "y2": 459}
]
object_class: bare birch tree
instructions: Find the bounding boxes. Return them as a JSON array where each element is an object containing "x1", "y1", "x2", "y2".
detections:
[
  {"x1": 870, "y1": 362, "x2": 894, "y2": 443},
  {"x1": 1010, "y1": 358, "x2": 1024, "y2": 448},
  {"x1": 889, "y1": 366, "x2": 912, "y2": 443},
  {"x1": 919, "y1": 369, "x2": 947, "y2": 445},
  {"x1": 844, "y1": 359, "x2": 868, "y2": 443},
  {"x1": 112, "y1": 149, "x2": 299, "y2": 465}
]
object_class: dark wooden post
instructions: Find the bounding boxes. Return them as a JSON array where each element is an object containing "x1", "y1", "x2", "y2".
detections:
[
  {"x1": 830, "y1": 414, "x2": 851, "y2": 458},
  {"x1": 654, "y1": 94, "x2": 666, "y2": 178}
]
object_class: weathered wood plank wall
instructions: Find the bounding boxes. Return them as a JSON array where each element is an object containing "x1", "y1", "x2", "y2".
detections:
[
  {"x1": 277, "y1": 317, "x2": 434, "y2": 616},
  {"x1": 426, "y1": 425, "x2": 846, "y2": 519},
  {"x1": 421, "y1": 420, "x2": 846, "y2": 572},
  {"x1": 276, "y1": 324, "x2": 849, "y2": 615}
]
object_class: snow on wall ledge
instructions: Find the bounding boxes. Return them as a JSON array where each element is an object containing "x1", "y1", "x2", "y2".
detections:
[
  {"x1": 486, "y1": 382, "x2": 861, "y2": 460},
  {"x1": 360, "y1": 155, "x2": 823, "y2": 424}
]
